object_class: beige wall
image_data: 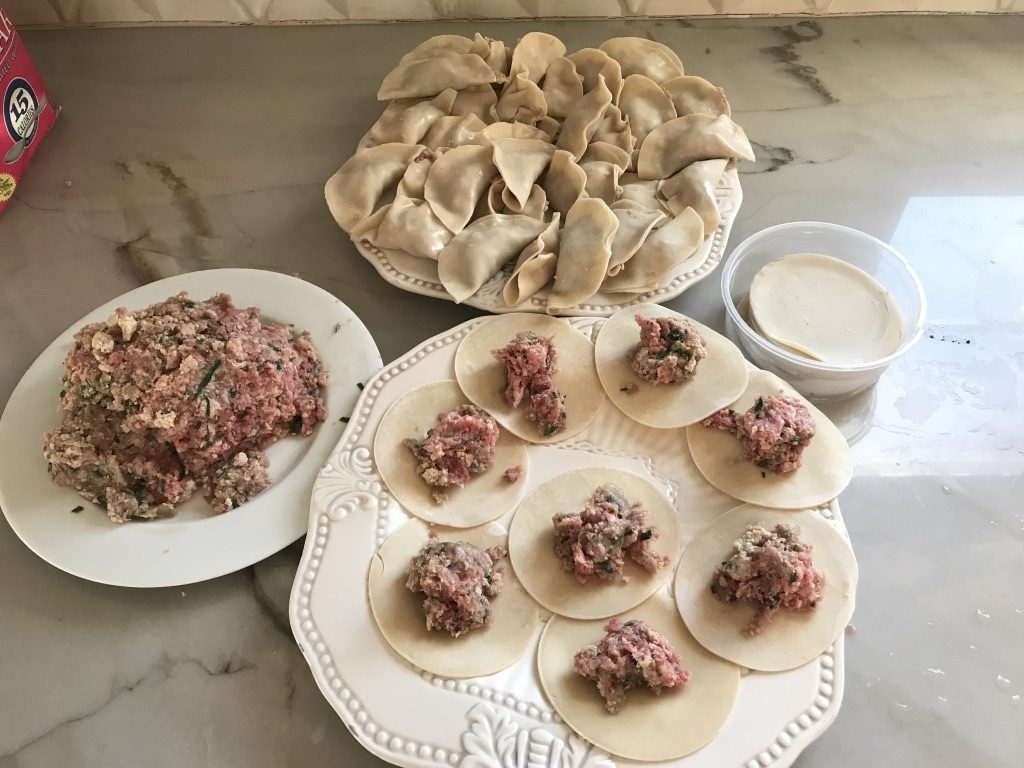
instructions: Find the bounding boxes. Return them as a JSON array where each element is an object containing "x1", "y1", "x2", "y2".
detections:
[{"x1": 4, "y1": 0, "x2": 1021, "y2": 26}]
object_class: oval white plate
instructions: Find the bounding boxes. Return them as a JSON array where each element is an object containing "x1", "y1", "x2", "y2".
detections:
[
  {"x1": 290, "y1": 316, "x2": 851, "y2": 768},
  {"x1": 352, "y1": 167, "x2": 743, "y2": 316},
  {"x1": 0, "y1": 268, "x2": 382, "y2": 588}
]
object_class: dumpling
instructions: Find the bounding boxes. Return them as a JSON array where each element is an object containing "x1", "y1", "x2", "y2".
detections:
[
  {"x1": 496, "y1": 72, "x2": 548, "y2": 125},
  {"x1": 567, "y1": 48, "x2": 623, "y2": 102},
  {"x1": 637, "y1": 114, "x2": 754, "y2": 180},
  {"x1": 492, "y1": 138, "x2": 555, "y2": 210},
  {"x1": 580, "y1": 141, "x2": 631, "y2": 173},
  {"x1": 503, "y1": 214, "x2": 561, "y2": 307},
  {"x1": 424, "y1": 144, "x2": 498, "y2": 233},
  {"x1": 378, "y1": 52, "x2": 498, "y2": 100},
  {"x1": 368, "y1": 89, "x2": 457, "y2": 146},
  {"x1": 598, "y1": 37, "x2": 684, "y2": 84},
  {"x1": 508, "y1": 31, "x2": 566, "y2": 83},
  {"x1": 547, "y1": 198, "x2": 619, "y2": 314},
  {"x1": 541, "y1": 57, "x2": 583, "y2": 119},
  {"x1": 395, "y1": 149, "x2": 434, "y2": 199},
  {"x1": 541, "y1": 149, "x2": 588, "y2": 217},
  {"x1": 657, "y1": 158, "x2": 728, "y2": 232},
  {"x1": 617, "y1": 172, "x2": 663, "y2": 212},
  {"x1": 580, "y1": 160, "x2": 622, "y2": 205},
  {"x1": 536, "y1": 115, "x2": 561, "y2": 141},
  {"x1": 662, "y1": 75, "x2": 731, "y2": 117},
  {"x1": 591, "y1": 103, "x2": 635, "y2": 156},
  {"x1": 324, "y1": 143, "x2": 428, "y2": 233},
  {"x1": 607, "y1": 200, "x2": 666, "y2": 276},
  {"x1": 500, "y1": 183, "x2": 548, "y2": 219},
  {"x1": 618, "y1": 74, "x2": 676, "y2": 148},
  {"x1": 477, "y1": 121, "x2": 552, "y2": 144},
  {"x1": 602, "y1": 207, "x2": 704, "y2": 294},
  {"x1": 470, "y1": 32, "x2": 510, "y2": 78},
  {"x1": 399, "y1": 35, "x2": 476, "y2": 64},
  {"x1": 451, "y1": 84, "x2": 499, "y2": 122},
  {"x1": 421, "y1": 114, "x2": 488, "y2": 149},
  {"x1": 556, "y1": 75, "x2": 613, "y2": 159},
  {"x1": 438, "y1": 215, "x2": 549, "y2": 302},
  {"x1": 372, "y1": 191, "x2": 454, "y2": 260}
]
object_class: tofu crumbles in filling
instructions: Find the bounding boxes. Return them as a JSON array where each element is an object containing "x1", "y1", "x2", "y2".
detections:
[
  {"x1": 553, "y1": 484, "x2": 667, "y2": 584},
  {"x1": 711, "y1": 522, "x2": 825, "y2": 636},
  {"x1": 630, "y1": 314, "x2": 708, "y2": 385},
  {"x1": 702, "y1": 395, "x2": 816, "y2": 474},
  {"x1": 405, "y1": 537, "x2": 505, "y2": 637},
  {"x1": 43, "y1": 292, "x2": 327, "y2": 523},
  {"x1": 573, "y1": 618, "x2": 690, "y2": 714},
  {"x1": 404, "y1": 405, "x2": 499, "y2": 503},
  {"x1": 493, "y1": 331, "x2": 567, "y2": 437}
]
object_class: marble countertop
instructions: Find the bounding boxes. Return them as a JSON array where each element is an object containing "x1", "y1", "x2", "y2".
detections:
[{"x1": 1, "y1": 16, "x2": 1022, "y2": 768}]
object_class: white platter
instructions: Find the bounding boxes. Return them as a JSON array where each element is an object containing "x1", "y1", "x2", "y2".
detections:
[
  {"x1": 0, "y1": 268, "x2": 382, "y2": 588},
  {"x1": 290, "y1": 316, "x2": 850, "y2": 768},
  {"x1": 352, "y1": 167, "x2": 743, "y2": 317}
]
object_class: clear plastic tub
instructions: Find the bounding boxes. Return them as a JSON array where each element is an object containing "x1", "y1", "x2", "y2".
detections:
[{"x1": 721, "y1": 222, "x2": 927, "y2": 400}]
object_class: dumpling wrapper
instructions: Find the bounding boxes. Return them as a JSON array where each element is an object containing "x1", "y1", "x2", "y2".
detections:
[
  {"x1": 378, "y1": 52, "x2": 498, "y2": 100},
  {"x1": 496, "y1": 71, "x2": 548, "y2": 124},
  {"x1": 454, "y1": 313, "x2": 604, "y2": 444},
  {"x1": 541, "y1": 56, "x2": 584, "y2": 119},
  {"x1": 508, "y1": 31, "x2": 566, "y2": 83},
  {"x1": 637, "y1": 114, "x2": 754, "y2": 180},
  {"x1": 595, "y1": 304, "x2": 749, "y2": 428},
  {"x1": 602, "y1": 207, "x2": 704, "y2": 294},
  {"x1": 618, "y1": 73, "x2": 677, "y2": 148},
  {"x1": 492, "y1": 138, "x2": 555, "y2": 209},
  {"x1": 674, "y1": 504, "x2": 857, "y2": 672},
  {"x1": 685, "y1": 368, "x2": 853, "y2": 509},
  {"x1": 598, "y1": 37, "x2": 685, "y2": 84},
  {"x1": 657, "y1": 158, "x2": 728, "y2": 232},
  {"x1": 369, "y1": 89, "x2": 457, "y2": 146},
  {"x1": 662, "y1": 74, "x2": 731, "y2": 117},
  {"x1": 748, "y1": 253, "x2": 903, "y2": 365},
  {"x1": 324, "y1": 143, "x2": 427, "y2": 233},
  {"x1": 424, "y1": 144, "x2": 498, "y2": 233},
  {"x1": 368, "y1": 518, "x2": 539, "y2": 678},
  {"x1": 556, "y1": 75, "x2": 612, "y2": 160},
  {"x1": 422, "y1": 114, "x2": 487, "y2": 149},
  {"x1": 567, "y1": 47, "x2": 623, "y2": 102},
  {"x1": 502, "y1": 214, "x2": 560, "y2": 307},
  {"x1": 607, "y1": 200, "x2": 666, "y2": 276},
  {"x1": 580, "y1": 160, "x2": 622, "y2": 205},
  {"x1": 541, "y1": 149, "x2": 588, "y2": 217},
  {"x1": 451, "y1": 84, "x2": 499, "y2": 122},
  {"x1": 507, "y1": 467, "x2": 681, "y2": 619},
  {"x1": 538, "y1": 591, "x2": 740, "y2": 761},
  {"x1": 373, "y1": 379, "x2": 529, "y2": 527},
  {"x1": 438, "y1": 214, "x2": 548, "y2": 303},
  {"x1": 547, "y1": 198, "x2": 619, "y2": 314}
]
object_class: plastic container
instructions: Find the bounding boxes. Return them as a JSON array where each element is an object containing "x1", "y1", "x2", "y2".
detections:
[{"x1": 721, "y1": 221, "x2": 926, "y2": 400}]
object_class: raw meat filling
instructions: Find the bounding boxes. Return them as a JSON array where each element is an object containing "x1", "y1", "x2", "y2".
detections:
[
  {"x1": 405, "y1": 538, "x2": 505, "y2": 637},
  {"x1": 552, "y1": 484, "x2": 667, "y2": 584},
  {"x1": 405, "y1": 405, "x2": 499, "y2": 502},
  {"x1": 711, "y1": 522, "x2": 824, "y2": 635},
  {"x1": 493, "y1": 331, "x2": 567, "y2": 437},
  {"x1": 630, "y1": 314, "x2": 707, "y2": 385},
  {"x1": 702, "y1": 395, "x2": 815, "y2": 473},
  {"x1": 573, "y1": 618, "x2": 690, "y2": 713}
]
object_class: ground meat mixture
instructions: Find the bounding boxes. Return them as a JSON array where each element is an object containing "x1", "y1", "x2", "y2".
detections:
[
  {"x1": 553, "y1": 485, "x2": 667, "y2": 584},
  {"x1": 573, "y1": 618, "x2": 690, "y2": 714},
  {"x1": 405, "y1": 538, "x2": 505, "y2": 637},
  {"x1": 503, "y1": 465, "x2": 522, "y2": 483},
  {"x1": 493, "y1": 331, "x2": 567, "y2": 437},
  {"x1": 630, "y1": 314, "x2": 708, "y2": 385},
  {"x1": 702, "y1": 395, "x2": 816, "y2": 474},
  {"x1": 711, "y1": 522, "x2": 825, "y2": 635},
  {"x1": 405, "y1": 405, "x2": 499, "y2": 503},
  {"x1": 43, "y1": 292, "x2": 327, "y2": 522}
]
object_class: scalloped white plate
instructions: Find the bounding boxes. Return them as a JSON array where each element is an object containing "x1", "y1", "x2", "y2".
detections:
[
  {"x1": 290, "y1": 316, "x2": 851, "y2": 768},
  {"x1": 0, "y1": 269, "x2": 382, "y2": 588},
  {"x1": 352, "y1": 168, "x2": 742, "y2": 317}
]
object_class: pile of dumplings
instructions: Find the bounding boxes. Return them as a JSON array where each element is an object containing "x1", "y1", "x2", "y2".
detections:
[{"x1": 325, "y1": 32, "x2": 756, "y2": 314}]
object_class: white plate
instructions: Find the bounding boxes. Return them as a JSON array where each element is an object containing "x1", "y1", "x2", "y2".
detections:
[
  {"x1": 290, "y1": 316, "x2": 851, "y2": 768},
  {"x1": 353, "y1": 167, "x2": 743, "y2": 317},
  {"x1": 0, "y1": 268, "x2": 382, "y2": 588}
]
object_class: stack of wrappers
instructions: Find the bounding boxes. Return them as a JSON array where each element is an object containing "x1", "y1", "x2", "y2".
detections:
[{"x1": 0, "y1": 7, "x2": 57, "y2": 215}]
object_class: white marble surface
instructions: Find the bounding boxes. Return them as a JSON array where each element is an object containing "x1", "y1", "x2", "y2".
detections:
[{"x1": 1, "y1": 16, "x2": 1022, "y2": 768}]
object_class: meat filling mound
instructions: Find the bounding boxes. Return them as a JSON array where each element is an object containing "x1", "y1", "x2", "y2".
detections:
[
  {"x1": 493, "y1": 331, "x2": 567, "y2": 437},
  {"x1": 43, "y1": 292, "x2": 327, "y2": 522},
  {"x1": 405, "y1": 538, "x2": 505, "y2": 637},
  {"x1": 573, "y1": 618, "x2": 690, "y2": 713},
  {"x1": 630, "y1": 314, "x2": 708, "y2": 384},
  {"x1": 405, "y1": 405, "x2": 499, "y2": 503},
  {"x1": 711, "y1": 522, "x2": 824, "y2": 635},
  {"x1": 552, "y1": 484, "x2": 667, "y2": 584},
  {"x1": 702, "y1": 395, "x2": 816, "y2": 473}
]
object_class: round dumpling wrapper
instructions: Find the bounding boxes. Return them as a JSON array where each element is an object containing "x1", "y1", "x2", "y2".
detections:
[
  {"x1": 374, "y1": 379, "x2": 529, "y2": 527},
  {"x1": 368, "y1": 518, "x2": 540, "y2": 678},
  {"x1": 454, "y1": 314, "x2": 604, "y2": 444},
  {"x1": 537, "y1": 590, "x2": 741, "y2": 761},
  {"x1": 674, "y1": 504, "x2": 857, "y2": 671},
  {"x1": 595, "y1": 303, "x2": 749, "y2": 428},
  {"x1": 508, "y1": 467, "x2": 681, "y2": 619},
  {"x1": 685, "y1": 368, "x2": 852, "y2": 509}
]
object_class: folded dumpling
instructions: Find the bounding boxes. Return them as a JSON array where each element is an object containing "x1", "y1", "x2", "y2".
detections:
[
  {"x1": 470, "y1": 32, "x2": 510, "y2": 79},
  {"x1": 395, "y1": 149, "x2": 434, "y2": 198},
  {"x1": 500, "y1": 183, "x2": 548, "y2": 219},
  {"x1": 438, "y1": 214, "x2": 549, "y2": 303},
  {"x1": 421, "y1": 114, "x2": 488, "y2": 149},
  {"x1": 598, "y1": 37, "x2": 684, "y2": 84},
  {"x1": 556, "y1": 75, "x2": 613, "y2": 159},
  {"x1": 424, "y1": 144, "x2": 498, "y2": 233},
  {"x1": 541, "y1": 149, "x2": 588, "y2": 218},
  {"x1": 541, "y1": 57, "x2": 583, "y2": 119},
  {"x1": 617, "y1": 172, "x2": 663, "y2": 212},
  {"x1": 477, "y1": 121, "x2": 552, "y2": 144},
  {"x1": 618, "y1": 74, "x2": 676, "y2": 148},
  {"x1": 637, "y1": 114, "x2": 754, "y2": 180},
  {"x1": 372, "y1": 191, "x2": 454, "y2": 260},
  {"x1": 378, "y1": 52, "x2": 498, "y2": 100},
  {"x1": 492, "y1": 138, "x2": 555, "y2": 210},
  {"x1": 451, "y1": 84, "x2": 499, "y2": 122},
  {"x1": 602, "y1": 207, "x2": 704, "y2": 294},
  {"x1": 567, "y1": 48, "x2": 623, "y2": 102},
  {"x1": 503, "y1": 214, "x2": 561, "y2": 307},
  {"x1": 399, "y1": 35, "x2": 476, "y2": 64},
  {"x1": 657, "y1": 158, "x2": 728, "y2": 232},
  {"x1": 547, "y1": 198, "x2": 619, "y2": 314},
  {"x1": 369, "y1": 89, "x2": 457, "y2": 146},
  {"x1": 580, "y1": 141, "x2": 631, "y2": 173},
  {"x1": 496, "y1": 72, "x2": 548, "y2": 125},
  {"x1": 508, "y1": 31, "x2": 566, "y2": 83},
  {"x1": 591, "y1": 103, "x2": 635, "y2": 156},
  {"x1": 324, "y1": 143, "x2": 428, "y2": 233},
  {"x1": 607, "y1": 200, "x2": 666, "y2": 276},
  {"x1": 580, "y1": 160, "x2": 622, "y2": 205},
  {"x1": 662, "y1": 75, "x2": 731, "y2": 117}
]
